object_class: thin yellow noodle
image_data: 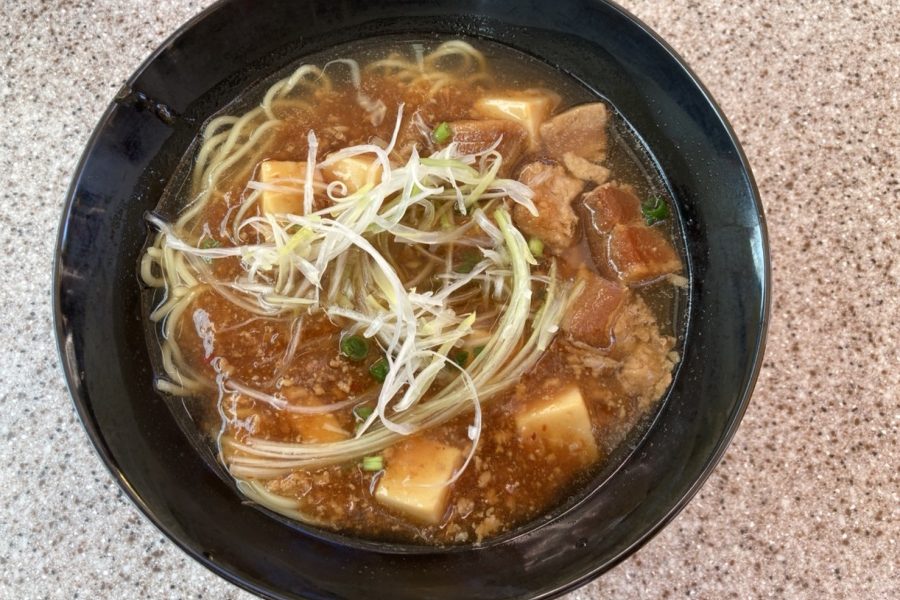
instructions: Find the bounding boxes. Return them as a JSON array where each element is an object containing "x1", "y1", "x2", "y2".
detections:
[
  {"x1": 192, "y1": 129, "x2": 234, "y2": 192},
  {"x1": 140, "y1": 246, "x2": 165, "y2": 288},
  {"x1": 193, "y1": 108, "x2": 266, "y2": 193},
  {"x1": 262, "y1": 65, "x2": 330, "y2": 119},
  {"x1": 423, "y1": 40, "x2": 487, "y2": 75},
  {"x1": 177, "y1": 119, "x2": 281, "y2": 231},
  {"x1": 202, "y1": 114, "x2": 240, "y2": 140},
  {"x1": 428, "y1": 76, "x2": 454, "y2": 96},
  {"x1": 364, "y1": 57, "x2": 419, "y2": 78}
]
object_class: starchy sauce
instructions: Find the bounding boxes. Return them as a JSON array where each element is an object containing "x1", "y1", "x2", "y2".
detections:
[{"x1": 145, "y1": 38, "x2": 686, "y2": 544}]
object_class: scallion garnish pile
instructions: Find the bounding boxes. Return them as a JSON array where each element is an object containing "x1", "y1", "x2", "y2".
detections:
[{"x1": 142, "y1": 78, "x2": 579, "y2": 484}]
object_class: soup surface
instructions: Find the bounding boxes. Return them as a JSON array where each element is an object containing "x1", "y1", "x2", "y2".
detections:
[{"x1": 141, "y1": 38, "x2": 687, "y2": 544}]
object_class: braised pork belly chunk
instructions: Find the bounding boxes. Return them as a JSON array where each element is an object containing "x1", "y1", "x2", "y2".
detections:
[
  {"x1": 582, "y1": 183, "x2": 643, "y2": 233},
  {"x1": 608, "y1": 225, "x2": 682, "y2": 284},
  {"x1": 541, "y1": 102, "x2": 609, "y2": 162},
  {"x1": 450, "y1": 119, "x2": 528, "y2": 176},
  {"x1": 610, "y1": 298, "x2": 678, "y2": 407},
  {"x1": 562, "y1": 269, "x2": 630, "y2": 348},
  {"x1": 562, "y1": 152, "x2": 610, "y2": 185},
  {"x1": 580, "y1": 183, "x2": 681, "y2": 285},
  {"x1": 513, "y1": 162, "x2": 584, "y2": 253}
]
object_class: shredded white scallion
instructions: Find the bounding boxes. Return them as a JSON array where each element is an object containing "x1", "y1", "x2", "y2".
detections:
[{"x1": 141, "y1": 63, "x2": 575, "y2": 487}]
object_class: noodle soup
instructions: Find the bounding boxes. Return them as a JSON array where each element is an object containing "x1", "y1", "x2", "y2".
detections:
[{"x1": 140, "y1": 38, "x2": 686, "y2": 544}]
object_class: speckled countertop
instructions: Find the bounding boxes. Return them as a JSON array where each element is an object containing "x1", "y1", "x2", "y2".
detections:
[{"x1": 1, "y1": 0, "x2": 897, "y2": 597}]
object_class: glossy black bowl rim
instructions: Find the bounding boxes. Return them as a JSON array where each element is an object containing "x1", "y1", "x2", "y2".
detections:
[{"x1": 53, "y1": 1, "x2": 770, "y2": 597}]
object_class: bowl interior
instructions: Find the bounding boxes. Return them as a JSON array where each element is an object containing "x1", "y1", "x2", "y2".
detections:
[{"x1": 54, "y1": 1, "x2": 768, "y2": 599}]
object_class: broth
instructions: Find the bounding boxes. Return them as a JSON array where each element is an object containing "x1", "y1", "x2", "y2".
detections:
[{"x1": 141, "y1": 37, "x2": 687, "y2": 544}]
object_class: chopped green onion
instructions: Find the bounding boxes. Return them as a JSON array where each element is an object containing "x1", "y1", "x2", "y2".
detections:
[
  {"x1": 199, "y1": 237, "x2": 220, "y2": 263},
  {"x1": 340, "y1": 335, "x2": 369, "y2": 362},
  {"x1": 361, "y1": 455, "x2": 384, "y2": 472},
  {"x1": 353, "y1": 405, "x2": 374, "y2": 422},
  {"x1": 369, "y1": 358, "x2": 389, "y2": 383},
  {"x1": 473, "y1": 345, "x2": 486, "y2": 358},
  {"x1": 464, "y1": 153, "x2": 501, "y2": 207},
  {"x1": 641, "y1": 196, "x2": 669, "y2": 225},
  {"x1": 420, "y1": 157, "x2": 472, "y2": 170},
  {"x1": 528, "y1": 237, "x2": 544, "y2": 258},
  {"x1": 440, "y1": 210, "x2": 454, "y2": 230},
  {"x1": 454, "y1": 249, "x2": 481, "y2": 274},
  {"x1": 451, "y1": 349, "x2": 469, "y2": 368},
  {"x1": 432, "y1": 121, "x2": 452, "y2": 144}
]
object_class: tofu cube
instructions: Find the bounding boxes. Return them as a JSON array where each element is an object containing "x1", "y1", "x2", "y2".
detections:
[
  {"x1": 375, "y1": 437, "x2": 463, "y2": 524},
  {"x1": 290, "y1": 412, "x2": 349, "y2": 444},
  {"x1": 259, "y1": 160, "x2": 320, "y2": 215},
  {"x1": 515, "y1": 385, "x2": 599, "y2": 465},
  {"x1": 474, "y1": 93, "x2": 558, "y2": 149},
  {"x1": 282, "y1": 389, "x2": 350, "y2": 443},
  {"x1": 321, "y1": 155, "x2": 383, "y2": 194}
]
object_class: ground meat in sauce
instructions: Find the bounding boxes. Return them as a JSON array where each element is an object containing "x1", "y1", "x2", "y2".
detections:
[{"x1": 153, "y1": 42, "x2": 684, "y2": 545}]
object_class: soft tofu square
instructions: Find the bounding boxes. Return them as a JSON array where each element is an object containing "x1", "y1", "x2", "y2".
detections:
[
  {"x1": 474, "y1": 94, "x2": 556, "y2": 149},
  {"x1": 259, "y1": 160, "x2": 313, "y2": 215},
  {"x1": 515, "y1": 385, "x2": 599, "y2": 465},
  {"x1": 322, "y1": 155, "x2": 382, "y2": 194},
  {"x1": 291, "y1": 412, "x2": 349, "y2": 444},
  {"x1": 282, "y1": 389, "x2": 350, "y2": 443},
  {"x1": 375, "y1": 437, "x2": 463, "y2": 524}
]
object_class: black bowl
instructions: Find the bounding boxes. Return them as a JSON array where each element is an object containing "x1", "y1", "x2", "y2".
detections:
[{"x1": 53, "y1": 1, "x2": 769, "y2": 598}]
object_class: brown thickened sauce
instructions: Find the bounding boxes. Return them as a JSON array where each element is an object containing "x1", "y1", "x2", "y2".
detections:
[{"x1": 147, "y1": 39, "x2": 685, "y2": 545}]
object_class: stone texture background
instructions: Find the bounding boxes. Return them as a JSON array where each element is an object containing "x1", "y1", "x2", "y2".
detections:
[{"x1": 0, "y1": 1, "x2": 896, "y2": 597}]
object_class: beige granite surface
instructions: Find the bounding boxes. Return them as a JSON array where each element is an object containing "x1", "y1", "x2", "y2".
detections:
[{"x1": 0, "y1": 0, "x2": 897, "y2": 597}]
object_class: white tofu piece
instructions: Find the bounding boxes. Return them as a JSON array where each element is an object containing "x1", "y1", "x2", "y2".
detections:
[
  {"x1": 283, "y1": 388, "x2": 349, "y2": 443},
  {"x1": 259, "y1": 160, "x2": 321, "y2": 215},
  {"x1": 321, "y1": 155, "x2": 383, "y2": 194},
  {"x1": 375, "y1": 437, "x2": 463, "y2": 524},
  {"x1": 515, "y1": 384, "x2": 599, "y2": 465},
  {"x1": 290, "y1": 412, "x2": 349, "y2": 443},
  {"x1": 474, "y1": 93, "x2": 558, "y2": 149}
]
